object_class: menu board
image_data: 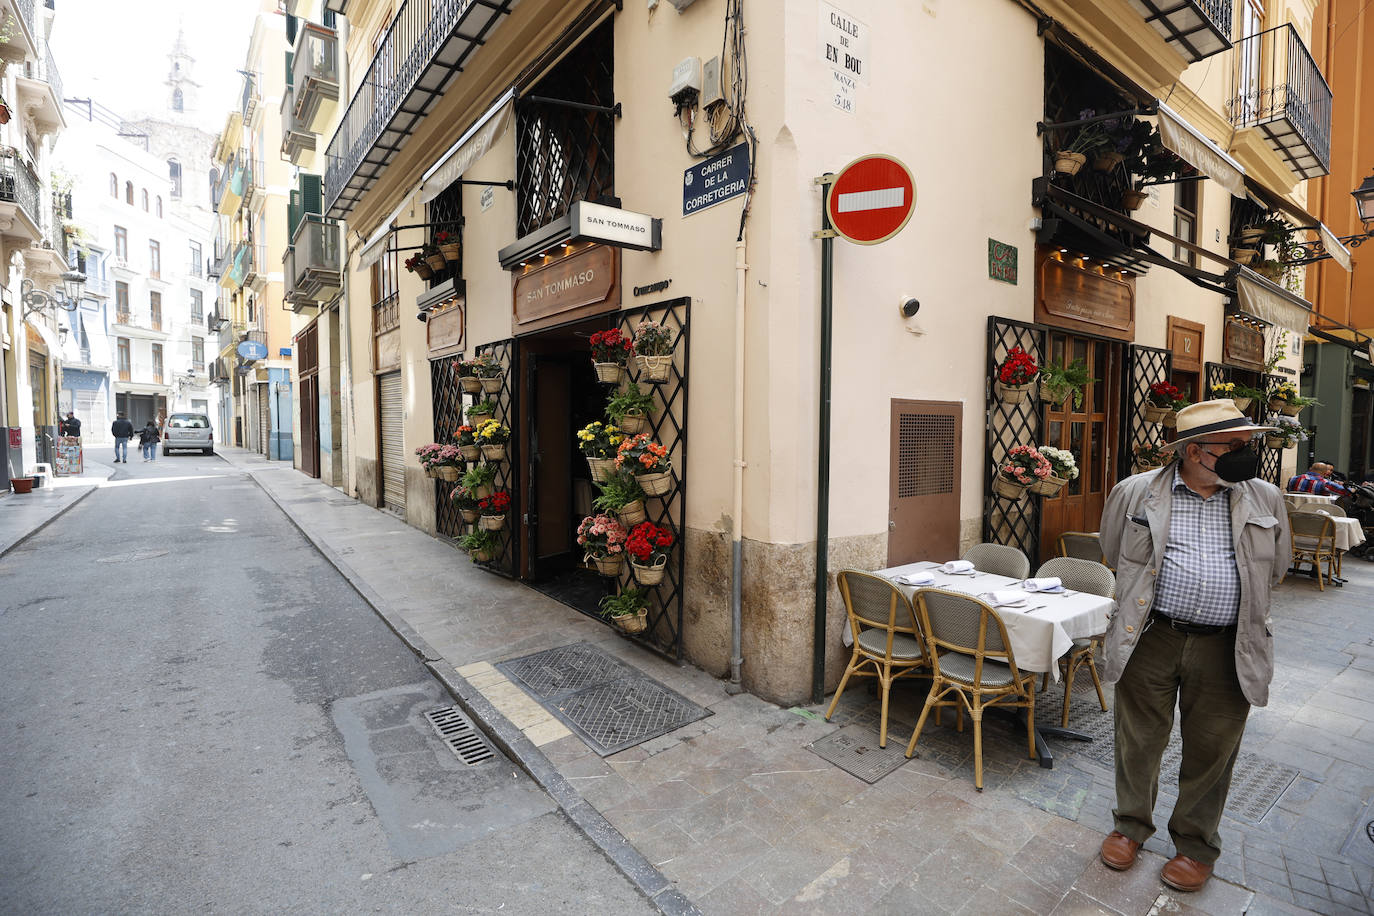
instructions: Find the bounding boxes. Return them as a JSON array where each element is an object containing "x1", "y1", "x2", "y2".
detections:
[{"x1": 54, "y1": 436, "x2": 83, "y2": 477}]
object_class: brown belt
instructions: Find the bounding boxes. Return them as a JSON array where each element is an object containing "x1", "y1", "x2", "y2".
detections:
[{"x1": 1149, "y1": 612, "x2": 1235, "y2": 635}]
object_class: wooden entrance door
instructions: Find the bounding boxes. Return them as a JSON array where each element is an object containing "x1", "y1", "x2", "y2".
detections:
[
  {"x1": 525, "y1": 353, "x2": 576, "y2": 578},
  {"x1": 299, "y1": 374, "x2": 320, "y2": 478},
  {"x1": 1039, "y1": 334, "x2": 1122, "y2": 563},
  {"x1": 888, "y1": 399, "x2": 961, "y2": 566}
]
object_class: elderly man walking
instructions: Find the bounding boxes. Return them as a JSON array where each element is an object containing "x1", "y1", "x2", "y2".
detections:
[{"x1": 1098, "y1": 400, "x2": 1290, "y2": 892}]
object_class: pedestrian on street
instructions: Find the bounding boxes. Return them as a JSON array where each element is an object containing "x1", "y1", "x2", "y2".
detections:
[
  {"x1": 1098, "y1": 399, "x2": 1290, "y2": 893},
  {"x1": 138, "y1": 420, "x2": 160, "y2": 462},
  {"x1": 59, "y1": 411, "x2": 82, "y2": 438},
  {"x1": 110, "y1": 413, "x2": 134, "y2": 463}
]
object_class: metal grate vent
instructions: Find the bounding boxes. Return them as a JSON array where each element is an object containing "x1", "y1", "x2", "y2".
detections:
[
  {"x1": 898, "y1": 414, "x2": 956, "y2": 498},
  {"x1": 423, "y1": 706, "x2": 495, "y2": 766}
]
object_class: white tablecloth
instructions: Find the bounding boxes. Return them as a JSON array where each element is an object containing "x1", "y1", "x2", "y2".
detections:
[
  {"x1": 1330, "y1": 517, "x2": 1366, "y2": 552},
  {"x1": 864, "y1": 561, "x2": 1116, "y2": 679},
  {"x1": 1285, "y1": 492, "x2": 1338, "y2": 506}
]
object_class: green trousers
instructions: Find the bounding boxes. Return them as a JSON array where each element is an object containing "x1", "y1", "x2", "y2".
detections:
[{"x1": 1112, "y1": 618, "x2": 1252, "y2": 864}]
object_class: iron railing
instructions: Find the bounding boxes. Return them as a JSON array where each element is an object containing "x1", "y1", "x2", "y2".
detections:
[
  {"x1": 43, "y1": 43, "x2": 62, "y2": 104},
  {"x1": 286, "y1": 215, "x2": 342, "y2": 306},
  {"x1": 218, "y1": 320, "x2": 245, "y2": 354},
  {"x1": 0, "y1": 155, "x2": 41, "y2": 227},
  {"x1": 292, "y1": 22, "x2": 339, "y2": 131},
  {"x1": 84, "y1": 274, "x2": 110, "y2": 297},
  {"x1": 1227, "y1": 23, "x2": 1331, "y2": 178},
  {"x1": 13, "y1": 0, "x2": 35, "y2": 44}
]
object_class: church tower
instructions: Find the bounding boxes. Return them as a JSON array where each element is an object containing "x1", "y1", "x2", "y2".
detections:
[{"x1": 165, "y1": 29, "x2": 202, "y2": 117}]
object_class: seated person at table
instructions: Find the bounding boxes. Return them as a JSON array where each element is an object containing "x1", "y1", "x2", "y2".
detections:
[{"x1": 1286, "y1": 462, "x2": 1349, "y2": 496}]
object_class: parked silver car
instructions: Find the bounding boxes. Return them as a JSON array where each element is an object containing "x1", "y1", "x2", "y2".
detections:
[{"x1": 163, "y1": 413, "x2": 214, "y2": 455}]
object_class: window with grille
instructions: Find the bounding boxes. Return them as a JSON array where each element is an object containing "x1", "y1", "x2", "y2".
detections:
[
  {"x1": 190, "y1": 288, "x2": 203, "y2": 323},
  {"x1": 515, "y1": 20, "x2": 614, "y2": 237},
  {"x1": 426, "y1": 181, "x2": 463, "y2": 286}
]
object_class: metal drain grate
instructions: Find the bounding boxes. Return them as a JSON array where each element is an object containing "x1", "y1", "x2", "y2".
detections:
[
  {"x1": 424, "y1": 706, "x2": 495, "y2": 766},
  {"x1": 1338, "y1": 801, "x2": 1374, "y2": 867},
  {"x1": 808, "y1": 725, "x2": 912, "y2": 783},
  {"x1": 500, "y1": 643, "x2": 627, "y2": 697}
]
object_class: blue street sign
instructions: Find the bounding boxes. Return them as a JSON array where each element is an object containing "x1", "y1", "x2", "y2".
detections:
[
  {"x1": 237, "y1": 340, "x2": 268, "y2": 361},
  {"x1": 683, "y1": 142, "x2": 750, "y2": 216}
]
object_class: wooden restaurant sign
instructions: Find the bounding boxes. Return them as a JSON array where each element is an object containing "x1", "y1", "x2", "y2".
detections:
[
  {"x1": 1224, "y1": 318, "x2": 1265, "y2": 371},
  {"x1": 1035, "y1": 251, "x2": 1134, "y2": 341},
  {"x1": 513, "y1": 243, "x2": 618, "y2": 331}
]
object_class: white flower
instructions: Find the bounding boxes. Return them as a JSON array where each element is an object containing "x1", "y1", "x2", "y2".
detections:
[{"x1": 1037, "y1": 445, "x2": 1080, "y2": 480}]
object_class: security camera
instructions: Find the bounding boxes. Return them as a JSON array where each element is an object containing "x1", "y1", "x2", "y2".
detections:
[
  {"x1": 898, "y1": 297, "x2": 920, "y2": 319},
  {"x1": 416, "y1": 310, "x2": 429, "y2": 323}
]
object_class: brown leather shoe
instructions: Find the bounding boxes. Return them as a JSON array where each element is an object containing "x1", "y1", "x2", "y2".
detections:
[
  {"x1": 1161, "y1": 854, "x2": 1213, "y2": 892},
  {"x1": 1100, "y1": 831, "x2": 1142, "y2": 870}
]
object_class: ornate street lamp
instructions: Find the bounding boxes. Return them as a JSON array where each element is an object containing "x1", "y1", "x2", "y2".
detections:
[
  {"x1": 21, "y1": 270, "x2": 87, "y2": 320},
  {"x1": 1352, "y1": 171, "x2": 1374, "y2": 228}
]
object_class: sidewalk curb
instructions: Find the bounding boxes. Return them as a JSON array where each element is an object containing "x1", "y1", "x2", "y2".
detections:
[
  {"x1": 243, "y1": 463, "x2": 698, "y2": 916},
  {"x1": 0, "y1": 483, "x2": 102, "y2": 560}
]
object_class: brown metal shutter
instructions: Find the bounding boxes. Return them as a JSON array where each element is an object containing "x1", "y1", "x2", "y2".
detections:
[
  {"x1": 888, "y1": 399, "x2": 961, "y2": 566},
  {"x1": 378, "y1": 371, "x2": 405, "y2": 511},
  {"x1": 257, "y1": 385, "x2": 270, "y2": 456}
]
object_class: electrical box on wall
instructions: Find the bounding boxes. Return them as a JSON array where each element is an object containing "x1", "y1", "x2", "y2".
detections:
[
  {"x1": 669, "y1": 56, "x2": 702, "y2": 104},
  {"x1": 701, "y1": 56, "x2": 723, "y2": 108}
]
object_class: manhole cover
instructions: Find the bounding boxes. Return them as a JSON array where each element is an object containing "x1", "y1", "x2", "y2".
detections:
[
  {"x1": 808, "y1": 725, "x2": 911, "y2": 783},
  {"x1": 500, "y1": 643, "x2": 628, "y2": 697},
  {"x1": 1339, "y1": 801, "x2": 1374, "y2": 867},
  {"x1": 423, "y1": 706, "x2": 495, "y2": 766},
  {"x1": 95, "y1": 550, "x2": 170, "y2": 564}
]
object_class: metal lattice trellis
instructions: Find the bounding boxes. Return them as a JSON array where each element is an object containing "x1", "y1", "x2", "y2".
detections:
[
  {"x1": 431, "y1": 354, "x2": 468, "y2": 539},
  {"x1": 609, "y1": 298, "x2": 690, "y2": 662},
  {"x1": 1122, "y1": 344, "x2": 1173, "y2": 478},
  {"x1": 475, "y1": 339, "x2": 521, "y2": 576},
  {"x1": 985, "y1": 317, "x2": 1046, "y2": 561},
  {"x1": 1259, "y1": 371, "x2": 1285, "y2": 485}
]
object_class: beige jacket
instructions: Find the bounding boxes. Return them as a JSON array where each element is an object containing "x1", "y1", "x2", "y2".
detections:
[{"x1": 1098, "y1": 462, "x2": 1291, "y2": 707}]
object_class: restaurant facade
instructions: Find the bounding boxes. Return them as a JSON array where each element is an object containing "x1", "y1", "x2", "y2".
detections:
[{"x1": 285, "y1": 0, "x2": 1343, "y2": 705}]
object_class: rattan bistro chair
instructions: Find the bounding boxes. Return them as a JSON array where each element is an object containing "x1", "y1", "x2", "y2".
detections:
[
  {"x1": 1035, "y1": 557, "x2": 1116, "y2": 727},
  {"x1": 824, "y1": 570, "x2": 930, "y2": 747},
  {"x1": 906, "y1": 588, "x2": 1037, "y2": 790},
  {"x1": 1283, "y1": 512, "x2": 1338, "y2": 590},
  {"x1": 1057, "y1": 531, "x2": 1106, "y2": 565},
  {"x1": 1294, "y1": 505, "x2": 1348, "y2": 577},
  {"x1": 961, "y1": 542, "x2": 1031, "y2": 579}
]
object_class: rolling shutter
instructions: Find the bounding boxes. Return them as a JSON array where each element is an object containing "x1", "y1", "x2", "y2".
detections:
[
  {"x1": 378, "y1": 371, "x2": 405, "y2": 511},
  {"x1": 257, "y1": 385, "x2": 270, "y2": 456}
]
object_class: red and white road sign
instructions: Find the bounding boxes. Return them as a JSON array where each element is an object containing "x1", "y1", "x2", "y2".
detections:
[{"x1": 826, "y1": 154, "x2": 916, "y2": 245}]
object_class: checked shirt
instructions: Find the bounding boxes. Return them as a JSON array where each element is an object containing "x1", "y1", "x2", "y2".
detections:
[{"x1": 1151, "y1": 465, "x2": 1242, "y2": 627}]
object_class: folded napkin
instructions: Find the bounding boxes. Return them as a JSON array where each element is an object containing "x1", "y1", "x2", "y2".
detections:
[
  {"x1": 940, "y1": 560, "x2": 976, "y2": 574},
  {"x1": 1021, "y1": 577, "x2": 1062, "y2": 592},
  {"x1": 978, "y1": 590, "x2": 1028, "y2": 607},
  {"x1": 896, "y1": 571, "x2": 935, "y2": 586}
]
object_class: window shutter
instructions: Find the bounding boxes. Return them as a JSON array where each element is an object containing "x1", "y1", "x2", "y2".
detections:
[
  {"x1": 301, "y1": 174, "x2": 322, "y2": 216},
  {"x1": 284, "y1": 51, "x2": 294, "y2": 90}
]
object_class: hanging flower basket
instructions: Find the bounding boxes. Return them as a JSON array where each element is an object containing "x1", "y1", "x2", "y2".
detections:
[
  {"x1": 618, "y1": 411, "x2": 648, "y2": 435},
  {"x1": 1265, "y1": 434, "x2": 1288, "y2": 449},
  {"x1": 1279, "y1": 404, "x2": 1301, "y2": 417},
  {"x1": 1238, "y1": 227, "x2": 1266, "y2": 244},
  {"x1": 587, "y1": 457, "x2": 615, "y2": 482},
  {"x1": 424, "y1": 467, "x2": 439, "y2": 479},
  {"x1": 480, "y1": 443, "x2": 506, "y2": 461},
  {"x1": 411, "y1": 260, "x2": 436, "y2": 281},
  {"x1": 1053, "y1": 151, "x2": 1087, "y2": 175},
  {"x1": 631, "y1": 556, "x2": 668, "y2": 586},
  {"x1": 0, "y1": 104, "x2": 11, "y2": 126},
  {"x1": 1134, "y1": 461, "x2": 1163, "y2": 475},
  {"x1": 425, "y1": 252, "x2": 447, "y2": 272},
  {"x1": 1231, "y1": 397, "x2": 1253, "y2": 413},
  {"x1": 460, "y1": 508, "x2": 480, "y2": 524},
  {"x1": 1161, "y1": 410, "x2": 1179, "y2": 429},
  {"x1": 472, "y1": 483, "x2": 492, "y2": 500},
  {"x1": 1231, "y1": 248, "x2": 1259, "y2": 266},
  {"x1": 436, "y1": 465, "x2": 461, "y2": 482},
  {"x1": 617, "y1": 499, "x2": 646, "y2": 527},
  {"x1": 635, "y1": 354, "x2": 673, "y2": 383},
  {"x1": 593, "y1": 362, "x2": 625, "y2": 385},
  {"x1": 471, "y1": 548, "x2": 494, "y2": 563},
  {"x1": 636, "y1": 471, "x2": 673, "y2": 497},
  {"x1": 1028, "y1": 474, "x2": 1068, "y2": 497},
  {"x1": 467, "y1": 411, "x2": 493, "y2": 428},
  {"x1": 439, "y1": 242, "x2": 461, "y2": 262},
  {"x1": 1121, "y1": 189, "x2": 1148, "y2": 211},
  {"x1": 479, "y1": 514, "x2": 506, "y2": 531},
  {"x1": 459, "y1": 375, "x2": 482, "y2": 394},
  {"x1": 458, "y1": 444, "x2": 480, "y2": 461},
  {"x1": 591, "y1": 554, "x2": 624, "y2": 577},
  {"x1": 993, "y1": 476, "x2": 1028, "y2": 500},
  {"x1": 1142, "y1": 404, "x2": 1174, "y2": 425},
  {"x1": 480, "y1": 376, "x2": 503, "y2": 394},
  {"x1": 1093, "y1": 151, "x2": 1125, "y2": 171},
  {"x1": 995, "y1": 380, "x2": 1034, "y2": 405},
  {"x1": 611, "y1": 608, "x2": 649, "y2": 635}
]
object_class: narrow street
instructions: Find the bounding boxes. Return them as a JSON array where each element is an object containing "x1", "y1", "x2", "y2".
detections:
[{"x1": 0, "y1": 454, "x2": 651, "y2": 915}]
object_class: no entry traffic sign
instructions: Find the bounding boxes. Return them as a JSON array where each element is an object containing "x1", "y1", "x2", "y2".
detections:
[{"x1": 825, "y1": 154, "x2": 915, "y2": 245}]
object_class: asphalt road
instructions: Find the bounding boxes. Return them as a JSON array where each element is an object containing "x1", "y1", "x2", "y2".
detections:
[{"x1": 0, "y1": 452, "x2": 652, "y2": 915}]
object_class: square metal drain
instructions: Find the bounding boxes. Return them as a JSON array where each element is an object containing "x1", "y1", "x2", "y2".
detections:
[
  {"x1": 424, "y1": 706, "x2": 496, "y2": 766},
  {"x1": 496, "y1": 643, "x2": 710, "y2": 756},
  {"x1": 808, "y1": 725, "x2": 912, "y2": 783},
  {"x1": 1339, "y1": 800, "x2": 1374, "y2": 868}
]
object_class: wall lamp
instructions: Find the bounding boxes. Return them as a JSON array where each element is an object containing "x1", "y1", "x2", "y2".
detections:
[{"x1": 21, "y1": 270, "x2": 86, "y2": 321}]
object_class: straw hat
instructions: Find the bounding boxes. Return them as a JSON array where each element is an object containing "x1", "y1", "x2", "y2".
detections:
[{"x1": 1162, "y1": 399, "x2": 1278, "y2": 451}]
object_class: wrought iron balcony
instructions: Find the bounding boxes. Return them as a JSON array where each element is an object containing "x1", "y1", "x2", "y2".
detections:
[
  {"x1": 1227, "y1": 23, "x2": 1331, "y2": 179},
  {"x1": 241, "y1": 70, "x2": 261, "y2": 124},
  {"x1": 224, "y1": 240, "x2": 252, "y2": 289},
  {"x1": 243, "y1": 242, "x2": 267, "y2": 287},
  {"x1": 0, "y1": 154, "x2": 42, "y2": 232},
  {"x1": 43, "y1": 43, "x2": 62, "y2": 105},
  {"x1": 293, "y1": 22, "x2": 340, "y2": 135},
  {"x1": 284, "y1": 215, "x2": 342, "y2": 310},
  {"x1": 242, "y1": 158, "x2": 264, "y2": 208},
  {"x1": 218, "y1": 320, "x2": 246, "y2": 353},
  {"x1": 323, "y1": 0, "x2": 519, "y2": 217},
  {"x1": 1126, "y1": 0, "x2": 1231, "y2": 62}
]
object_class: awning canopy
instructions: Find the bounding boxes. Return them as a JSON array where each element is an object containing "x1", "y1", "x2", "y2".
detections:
[
  {"x1": 355, "y1": 200, "x2": 411, "y2": 273},
  {"x1": 1233, "y1": 269, "x2": 1314, "y2": 336},
  {"x1": 1156, "y1": 101, "x2": 1246, "y2": 199},
  {"x1": 1244, "y1": 179, "x2": 1352, "y2": 272},
  {"x1": 419, "y1": 91, "x2": 514, "y2": 204}
]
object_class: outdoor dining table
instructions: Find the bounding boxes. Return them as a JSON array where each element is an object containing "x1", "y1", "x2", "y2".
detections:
[
  {"x1": 1285, "y1": 491, "x2": 1338, "y2": 507},
  {"x1": 871, "y1": 560, "x2": 1117, "y2": 768}
]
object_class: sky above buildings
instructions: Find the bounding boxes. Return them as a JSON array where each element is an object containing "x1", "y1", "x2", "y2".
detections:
[{"x1": 52, "y1": 0, "x2": 263, "y2": 132}]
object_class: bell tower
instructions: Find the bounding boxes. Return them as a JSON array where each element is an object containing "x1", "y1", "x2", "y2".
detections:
[{"x1": 166, "y1": 29, "x2": 201, "y2": 117}]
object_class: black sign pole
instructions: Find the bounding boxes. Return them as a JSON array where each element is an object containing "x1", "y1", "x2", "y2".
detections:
[{"x1": 812, "y1": 173, "x2": 836, "y2": 705}]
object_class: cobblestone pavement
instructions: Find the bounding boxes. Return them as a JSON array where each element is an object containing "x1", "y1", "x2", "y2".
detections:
[{"x1": 22, "y1": 449, "x2": 1365, "y2": 915}]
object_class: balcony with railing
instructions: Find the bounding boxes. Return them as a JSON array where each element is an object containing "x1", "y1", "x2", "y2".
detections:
[
  {"x1": 281, "y1": 66, "x2": 318, "y2": 167},
  {"x1": 1125, "y1": 0, "x2": 1232, "y2": 62},
  {"x1": 116, "y1": 308, "x2": 133, "y2": 325},
  {"x1": 0, "y1": 154, "x2": 42, "y2": 237},
  {"x1": 285, "y1": 215, "x2": 342, "y2": 310},
  {"x1": 8, "y1": 0, "x2": 37, "y2": 55},
  {"x1": 224, "y1": 240, "x2": 253, "y2": 289},
  {"x1": 16, "y1": 42, "x2": 64, "y2": 129},
  {"x1": 293, "y1": 22, "x2": 340, "y2": 134},
  {"x1": 84, "y1": 274, "x2": 111, "y2": 297},
  {"x1": 216, "y1": 149, "x2": 250, "y2": 216},
  {"x1": 1227, "y1": 23, "x2": 1331, "y2": 179},
  {"x1": 241, "y1": 70, "x2": 262, "y2": 124},
  {"x1": 243, "y1": 242, "x2": 268, "y2": 286},
  {"x1": 323, "y1": 0, "x2": 518, "y2": 217},
  {"x1": 219, "y1": 320, "x2": 246, "y2": 354}
]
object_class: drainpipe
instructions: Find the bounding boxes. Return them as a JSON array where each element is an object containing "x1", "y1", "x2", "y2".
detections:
[{"x1": 726, "y1": 230, "x2": 748, "y2": 695}]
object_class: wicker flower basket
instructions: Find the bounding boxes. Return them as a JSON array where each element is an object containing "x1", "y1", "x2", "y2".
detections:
[
  {"x1": 424, "y1": 467, "x2": 439, "y2": 479},
  {"x1": 413, "y1": 261, "x2": 435, "y2": 281},
  {"x1": 1142, "y1": 404, "x2": 1174, "y2": 425},
  {"x1": 1231, "y1": 397, "x2": 1253, "y2": 413},
  {"x1": 1161, "y1": 410, "x2": 1179, "y2": 429},
  {"x1": 436, "y1": 465, "x2": 460, "y2": 482},
  {"x1": 636, "y1": 471, "x2": 673, "y2": 496},
  {"x1": 458, "y1": 444, "x2": 480, "y2": 461},
  {"x1": 591, "y1": 554, "x2": 624, "y2": 577},
  {"x1": 1122, "y1": 189, "x2": 1148, "y2": 211},
  {"x1": 480, "y1": 376, "x2": 503, "y2": 394},
  {"x1": 471, "y1": 548, "x2": 494, "y2": 563},
  {"x1": 1279, "y1": 404, "x2": 1301, "y2": 417},
  {"x1": 593, "y1": 362, "x2": 625, "y2": 385},
  {"x1": 459, "y1": 508, "x2": 479, "y2": 524},
  {"x1": 459, "y1": 376, "x2": 482, "y2": 394},
  {"x1": 1237, "y1": 227, "x2": 1266, "y2": 244},
  {"x1": 473, "y1": 483, "x2": 492, "y2": 500},
  {"x1": 1093, "y1": 151, "x2": 1125, "y2": 171},
  {"x1": 425, "y1": 253, "x2": 447, "y2": 272},
  {"x1": 617, "y1": 499, "x2": 646, "y2": 527},
  {"x1": 439, "y1": 242, "x2": 461, "y2": 262},
  {"x1": 1268, "y1": 398, "x2": 1288, "y2": 413},
  {"x1": 631, "y1": 557, "x2": 667, "y2": 586},
  {"x1": 1231, "y1": 248, "x2": 1259, "y2": 266},
  {"x1": 1029, "y1": 474, "x2": 1068, "y2": 497},
  {"x1": 1265, "y1": 434, "x2": 1290, "y2": 449},
  {"x1": 635, "y1": 354, "x2": 672, "y2": 383},
  {"x1": 479, "y1": 513, "x2": 506, "y2": 531},
  {"x1": 481, "y1": 443, "x2": 506, "y2": 461},
  {"x1": 612, "y1": 608, "x2": 649, "y2": 635},
  {"x1": 993, "y1": 476, "x2": 1028, "y2": 500},
  {"x1": 995, "y1": 380, "x2": 1034, "y2": 405},
  {"x1": 618, "y1": 411, "x2": 648, "y2": 435},
  {"x1": 1134, "y1": 462, "x2": 1163, "y2": 475},
  {"x1": 587, "y1": 457, "x2": 614, "y2": 482},
  {"x1": 467, "y1": 411, "x2": 493, "y2": 428},
  {"x1": 1053, "y1": 151, "x2": 1086, "y2": 175}
]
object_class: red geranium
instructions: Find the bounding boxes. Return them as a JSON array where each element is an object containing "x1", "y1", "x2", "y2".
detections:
[
  {"x1": 435, "y1": 230, "x2": 455, "y2": 245},
  {"x1": 626, "y1": 521, "x2": 674, "y2": 565},
  {"x1": 590, "y1": 328, "x2": 634, "y2": 364},
  {"x1": 1147, "y1": 381, "x2": 1185, "y2": 408},
  {"x1": 997, "y1": 346, "x2": 1039, "y2": 385},
  {"x1": 478, "y1": 490, "x2": 510, "y2": 516}
]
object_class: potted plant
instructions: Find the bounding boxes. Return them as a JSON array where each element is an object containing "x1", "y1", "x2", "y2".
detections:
[
  {"x1": 10, "y1": 476, "x2": 34, "y2": 494},
  {"x1": 451, "y1": 484, "x2": 481, "y2": 524},
  {"x1": 1265, "y1": 414, "x2": 1309, "y2": 450},
  {"x1": 1230, "y1": 246, "x2": 1260, "y2": 266},
  {"x1": 1255, "y1": 258, "x2": 1285, "y2": 283},
  {"x1": 423, "y1": 241, "x2": 446, "y2": 273},
  {"x1": 626, "y1": 521, "x2": 674, "y2": 585},
  {"x1": 475, "y1": 419, "x2": 510, "y2": 461},
  {"x1": 1040, "y1": 359, "x2": 1096, "y2": 410},
  {"x1": 435, "y1": 229, "x2": 460, "y2": 262},
  {"x1": 577, "y1": 514, "x2": 628, "y2": 576},
  {"x1": 632, "y1": 320, "x2": 675, "y2": 383},
  {"x1": 415, "y1": 443, "x2": 441, "y2": 478},
  {"x1": 419, "y1": 443, "x2": 462, "y2": 481},
  {"x1": 1267, "y1": 381, "x2": 1299, "y2": 415},
  {"x1": 593, "y1": 469, "x2": 648, "y2": 527},
  {"x1": 478, "y1": 489, "x2": 510, "y2": 531},
  {"x1": 1144, "y1": 381, "x2": 1187, "y2": 426},
  {"x1": 460, "y1": 463, "x2": 496, "y2": 499},
  {"x1": 1209, "y1": 381, "x2": 1265, "y2": 414},
  {"x1": 472, "y1": 353, "x2": 503, "y2": 393},
  {"x1": 1133, "y1": 441, "x2": 1170, "y2": 474},
  {"x1": 996, "y1": 444, "x2": 1052, "y2": 499},
  {"x1": 578, "y1": 421, "x2": 625, "y2": 482},
  {"x1": 467, "y1": 397, "x2": 497, "y2": 428},
  {"x1": 994, "y1": 345, "x2": 1040, "y2": 404},
  {"x1": 599, "y1": 587, "x2": 649, "y2": 635},
  {"x1": 0, "y1": 97, "x2": 10, "y2": 126},
  {"x1": 456, "y1": 358, "x2": 482, "y2": 394},
  {"x1": 455, "y1": 424, "x2": 480, "y2": 461},
  {"x1": 1052, "y1": 109, "x2": 1110, "y2": 176},
  {"x1": 459, "y1": 529, "x2": 499, "y2": 563},
  {"x1": 614, "y1": 433, "x2": 673, "y2": 496},
  {"x1": 1121, "y1": 186, "x2": 1149, "y2": 211},
  {"x1": 605, "y1": 383, "x2": 656, "y2": 435},
  {"x1": 589, "y1": 328, "x2": 633, "y2": 384},
  {"x1": 1031, "y1": 445, "x2": 1079, "y2": 496},
  {"x1": 404, "y1": 253, "x2": 435, "y2": 281}
]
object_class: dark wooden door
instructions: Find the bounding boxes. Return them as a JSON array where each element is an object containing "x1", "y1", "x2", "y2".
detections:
[
  {"x1": 888, "y1": 399, "x2": 961, "y2": 566},
  {"x1": 299, "y1": 375, "x2": 320, "y2": 478},
  {"x1": 526, "y1": 355, "x2": 574, "y2": 578},
  {"x1": 1039, "y1": 334, "x2": 1122, "y2": 563}
]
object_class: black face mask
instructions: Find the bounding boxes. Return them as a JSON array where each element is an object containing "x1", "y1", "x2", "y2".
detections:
[{"x1": 1202, "y1": 447, "x2": 1260, "y2": 484}]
